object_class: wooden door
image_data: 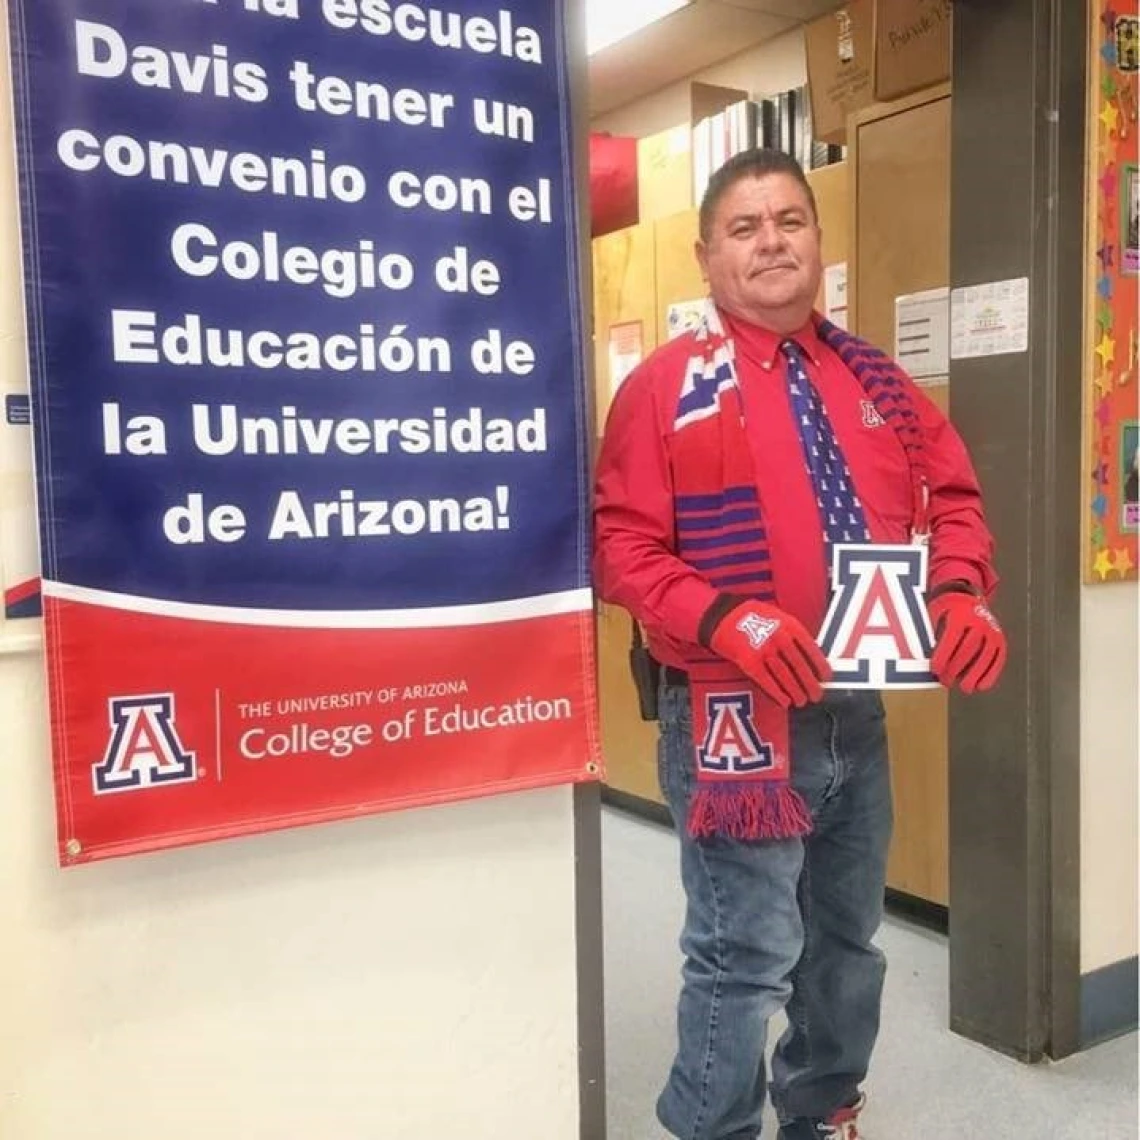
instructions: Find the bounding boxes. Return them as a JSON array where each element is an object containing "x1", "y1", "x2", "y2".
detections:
[{"x1": 849, "y1": 85, "x2": 952, "y2": 905}]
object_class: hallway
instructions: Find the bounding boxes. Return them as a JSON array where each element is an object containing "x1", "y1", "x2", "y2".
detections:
[{"x1": 603, "y1": 807, "x2": 1138, "y2": 1139}]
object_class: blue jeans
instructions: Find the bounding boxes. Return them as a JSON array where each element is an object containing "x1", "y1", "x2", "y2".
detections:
[{"x1": 655, "y1": 682, "x2": 893, "y2": 1140}]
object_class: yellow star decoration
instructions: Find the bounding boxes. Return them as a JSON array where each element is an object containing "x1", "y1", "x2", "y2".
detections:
[
  {"x1": 1093, "y1": 548, "x2": 1115, "y2": 579},
  {"x1": 1095, "y1": 333, "x2": 1116, "y2": 369},
  {"x1": 1114, "y1": 548, "x2": 1135, "y2": 576},
  {"x1": 1096, "y1": 370, "x2": 1115, "y2": 398},
  {"x1": 1100, "y1": 100, "x2": 1120, "y2": 135}
]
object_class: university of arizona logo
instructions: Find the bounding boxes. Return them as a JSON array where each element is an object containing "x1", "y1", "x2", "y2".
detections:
[
  {"x1": 736, "y1": 612, "x2": 779, "y2": 649},
  {"x1": 699, "y1": 693, "x2": 774, "y2": 773},
  {"x1": 861, "y1": 400, "x2": 886, "y2": 428},
  {"x1": 818, "y1": 544, "x2": 937, "y2": 688},
  {"x1": 92, "y1": 694, "x2": 197, "y2": 794}
]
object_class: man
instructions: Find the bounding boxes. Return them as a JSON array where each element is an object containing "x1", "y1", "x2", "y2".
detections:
[{"x1": 593, "y1": 149, "x2": 1007, "y2": 1140}]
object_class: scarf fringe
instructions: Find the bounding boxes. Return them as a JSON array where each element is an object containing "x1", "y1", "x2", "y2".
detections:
[{"x1": 687, "y1": 783, "x2": 813, "y2": 841}]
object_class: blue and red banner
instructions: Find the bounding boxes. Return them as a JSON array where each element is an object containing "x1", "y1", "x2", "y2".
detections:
[{"x1": 8, "y1": 0, "x2": 600, "y2": 863}]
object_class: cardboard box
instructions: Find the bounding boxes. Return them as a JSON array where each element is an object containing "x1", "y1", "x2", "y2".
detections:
[
  {"x1": 874, "y1": 0, "x2": 952, "y2": 102},
  {"x1": 637, "y1": 126, "x2": 692, "y2": 224},
  {"x1": 804, "y1": 0, "x2": 876, "y2": 146}
]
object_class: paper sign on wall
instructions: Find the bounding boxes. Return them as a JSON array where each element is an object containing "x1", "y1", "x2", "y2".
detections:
[
  {"x1": 0, "y1": 392, "x2": 41, "y2": 620},
  {"x1": 666, "y1": 299, "x2": 707, "y2": 341},
  {"x1": 824, "y1": 263, "x2": 849, "y2": 329},
  {"x1": 608, "y1": 321, "x2": 644, "y2": 394},
  {"x1": 895, "y1": 287, "x2": 950, "y2": 381},
  {"x1": 950, "y1": 277, "x2": 1030, "y2": 359}
]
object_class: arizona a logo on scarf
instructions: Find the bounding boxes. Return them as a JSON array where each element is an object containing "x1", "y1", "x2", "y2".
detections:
[
  {"x1": 699, "y1": 694, "x2": 775, "y2": 774},
  {"x1": 818, "y1": 544, "x2": 937, "y2": 688}
]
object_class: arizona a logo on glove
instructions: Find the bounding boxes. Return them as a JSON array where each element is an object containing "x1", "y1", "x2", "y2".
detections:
[{"x1": 736, "y1": 612, "x2": 780, "y2": 649}]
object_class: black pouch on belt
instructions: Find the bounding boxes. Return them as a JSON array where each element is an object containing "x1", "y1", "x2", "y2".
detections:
[{"x1": 628, "y1": 618, "x2": 661, "y2": 722}]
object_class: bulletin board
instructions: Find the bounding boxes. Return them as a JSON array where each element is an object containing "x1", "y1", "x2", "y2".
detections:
[{"x1": 1084, "y1": 2, "x2": 1139, "y2": 583}]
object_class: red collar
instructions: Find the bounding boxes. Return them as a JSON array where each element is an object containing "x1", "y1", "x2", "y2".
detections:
[{"x1": 719, "y1": 308, "x2": 823, "y2": 371}]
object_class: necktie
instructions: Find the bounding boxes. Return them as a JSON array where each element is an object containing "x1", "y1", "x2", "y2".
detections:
[{"x1": 779, "y1": 339, "x2": 869, "y2": 555}]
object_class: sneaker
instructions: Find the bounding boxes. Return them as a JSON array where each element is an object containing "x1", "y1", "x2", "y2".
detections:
[{"x1": 779, "y1": 1093, "x2": 866, "y2": 1140}]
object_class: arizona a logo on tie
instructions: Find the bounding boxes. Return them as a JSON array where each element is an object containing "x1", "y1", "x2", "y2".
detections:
[{"x1": 818, "y1": 544, "x2": 938, "y2": 688}]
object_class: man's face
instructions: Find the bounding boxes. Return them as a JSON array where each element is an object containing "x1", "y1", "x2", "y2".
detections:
[{"x1": 695, "y1": 173, "x2": 822, "y2": 333}]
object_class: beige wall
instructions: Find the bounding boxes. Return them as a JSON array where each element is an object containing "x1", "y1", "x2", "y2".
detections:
[
  {"x1": 591, "y1": 26, "x2": 807, "y2": 137},
  {"x1": 0, "y1": 12, "x2": 585, "y2": 1139},
  {"x1": 1080, "y1": 583, "x2": 1139, "y2": 972}
]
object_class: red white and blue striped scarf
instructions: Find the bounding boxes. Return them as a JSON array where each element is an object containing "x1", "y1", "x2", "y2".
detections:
[{"x1": 672, "y1": 301, "x2": 928, "y2": 841}]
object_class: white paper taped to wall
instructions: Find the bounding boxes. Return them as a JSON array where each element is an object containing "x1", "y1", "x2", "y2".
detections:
[
  {"x1": 895, "y1": 286, "x2": 950, "y2": 381},
  {"x1": 665, "y1": 298, "x2": 706, "y2": 341},
  {"x1": 950, "y1": 277, "x2": 1030, "y2": 359},
  {"x1": 0, "y1": 389, "x2": 42, "y2": 620},
  {"x1": 607, "y1": 320, "x2": 643, "y2": 396},
  {"x1": 824, "y1": 262, "x2": 848, "y2": 329}
]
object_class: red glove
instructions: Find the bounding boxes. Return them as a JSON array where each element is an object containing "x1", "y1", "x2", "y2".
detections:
[
  {"x1": 928, "y1": 590, "x2": 1007, "y2": 694},
  {"x1": 703, "y1": 599, "x2": 832, "y2": 708}
]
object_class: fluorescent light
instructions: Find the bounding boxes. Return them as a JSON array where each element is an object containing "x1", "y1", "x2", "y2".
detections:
[{"x1": 586, "y1": 0, "x2": 691, "y2": 55}]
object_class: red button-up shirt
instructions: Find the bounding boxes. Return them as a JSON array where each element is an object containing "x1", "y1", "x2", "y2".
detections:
[{"x1": 592, "y1": 308, "x2": 998, "y2": 669}]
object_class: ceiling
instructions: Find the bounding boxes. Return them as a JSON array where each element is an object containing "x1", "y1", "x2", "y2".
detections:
[{"x1": 587, "y1": 0, "x2": 839, "y2": 117}]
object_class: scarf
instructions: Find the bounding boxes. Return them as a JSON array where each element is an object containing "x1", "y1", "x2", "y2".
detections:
[{"x1": 672, "y1": 301, "x2": 928, "y2": 842}]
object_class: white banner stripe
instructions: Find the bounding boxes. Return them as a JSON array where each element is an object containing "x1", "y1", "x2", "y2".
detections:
[{"x1": 41, "y1": 581, "x2": 594, "y2": 629}]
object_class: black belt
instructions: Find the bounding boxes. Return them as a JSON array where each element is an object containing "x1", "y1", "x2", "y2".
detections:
[{"x1": 663, "y1": 666, "x2": 689, "y2": 688}]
